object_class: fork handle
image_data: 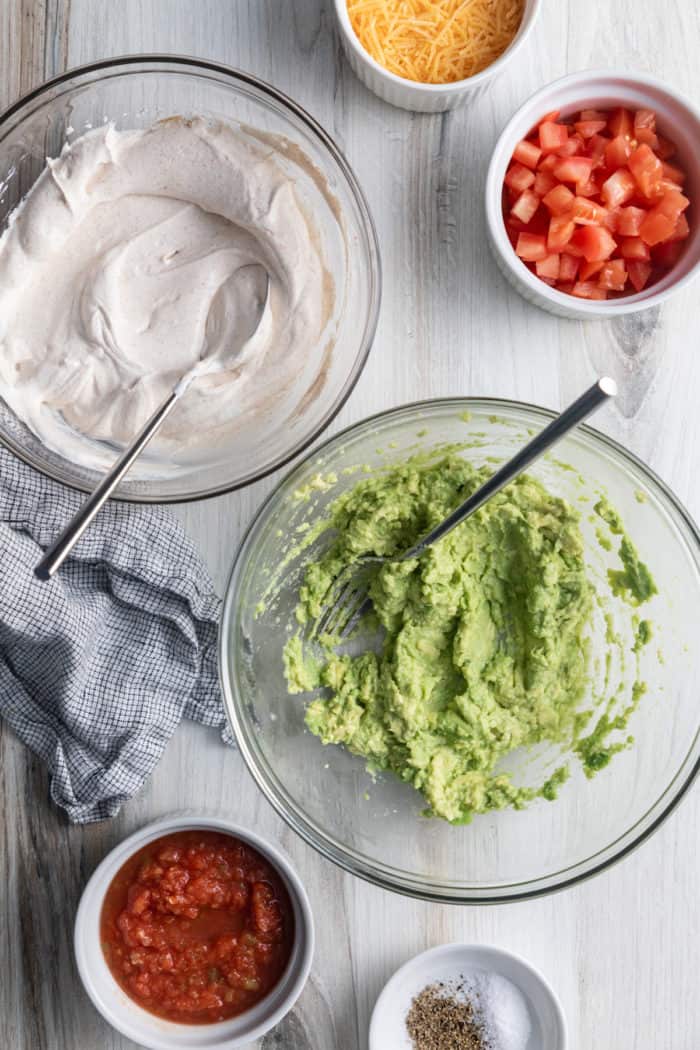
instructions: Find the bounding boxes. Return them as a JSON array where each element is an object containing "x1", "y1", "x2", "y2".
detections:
[{"x1": 401, "y1": 377, "x2": 617, "y2": 561}]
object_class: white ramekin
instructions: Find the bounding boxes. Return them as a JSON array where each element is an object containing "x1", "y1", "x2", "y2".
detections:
[
  {"x1": 74, "y1": 816, "x2": 314, "y2": 1050},
  {"x1": 333, "y1": 0, "x2": 541, "y2": 113},
  {"x1": 486, "y1": 70, "x2": 700, "y2": 320}
]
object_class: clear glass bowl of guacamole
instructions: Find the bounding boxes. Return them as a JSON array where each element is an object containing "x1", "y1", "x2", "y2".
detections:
[{"x1": 219, "y1": 399, "x2": 700, "y2": 903}]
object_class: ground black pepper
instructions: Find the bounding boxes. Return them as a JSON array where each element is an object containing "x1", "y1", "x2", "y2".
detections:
[{"x1": 405, "y1": 981, "x2": 492, "y2": 1050}]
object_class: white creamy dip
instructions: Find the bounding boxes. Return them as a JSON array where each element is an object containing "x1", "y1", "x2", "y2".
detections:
[{"x1": 0, "y1": 117, "x2": 333, "y2": 470}]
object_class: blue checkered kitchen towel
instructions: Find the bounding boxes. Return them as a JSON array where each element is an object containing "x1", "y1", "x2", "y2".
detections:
[{"x1": 0, "y1": 446, "x2": 230, "y2": 823}]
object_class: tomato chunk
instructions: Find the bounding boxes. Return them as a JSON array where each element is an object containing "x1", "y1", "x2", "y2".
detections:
[
  {"x1": 553, "y1": 156, "x2": 594, "y2": 184},
  {"x1": 616, "y1": 206, "x2": 646, "y2": 236},
  {"x1": 598, "y1": 259, "x2": 628, "y2": 291},
  {"x1": 536, "y1": 254, "x2": 561, "y2": 279},
  {"x1": 516, "y1": 232, "x2": 548, "y2": 261},
  {"x1": 572, "y1": 281, "x2": 607, "y2": 300},
  {"x1": 505, "y1": 162, "x2": 536, "y2": 193},
  {"x1": 571, "y1": 197, "x2": 608, "y2": 226},
  {"x1": 628, "y1": 144, "x2": 664, "y2": 197},
  {"x1": 604, "y1": 135, "x2": 631, "y2": 170},
  {"x1": 511, "y1": 189, "x2": 540, "y2": 224},
  {"x1": 619, "y1": 237, "x2": 651, "y2": 261},
  {"x1": 547, "y1": 215, "x2": 576, "y2": 252},
  {"x1": 627, "y1": 260, "x2": 652, "y2": 291},
  {"x1": 639, "y1": 210, "x2": 676, "y2": 246},
  {"x1": 539, "y1": 121, "x2": 569, "y2": 153},
  {"x1": 570, "y1": 225, "x2": 617, "y2": 262},
  {"x1": 601, "y1": 169, "x2": 636, "y2": 208},
  {"x1": 513, "y1": 139, "x2": 542, "y2": 170},
  {"x1": 542, "y1": 184, "x2": 575, "y2": 215}
]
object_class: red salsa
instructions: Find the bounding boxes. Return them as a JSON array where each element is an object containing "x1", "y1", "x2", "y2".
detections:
[{"x1": 100, "y1": 830, "x2": 295, "y2": 1024}]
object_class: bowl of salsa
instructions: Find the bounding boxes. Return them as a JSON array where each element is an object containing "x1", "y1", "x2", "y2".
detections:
[{"x1": 74, "y1": 817, "x2": 314, "y2": 1049}]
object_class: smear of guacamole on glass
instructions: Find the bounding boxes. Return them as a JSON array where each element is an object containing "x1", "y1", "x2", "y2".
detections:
[{"x1": 284, "y1": 455, "x2": 655, "y2": 824}]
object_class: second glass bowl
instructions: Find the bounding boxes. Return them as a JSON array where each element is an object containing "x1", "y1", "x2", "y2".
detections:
[
  {"x1": 220, "y1": 398, "x2": 700, "y2": 903},
  {"x1": 0, "y1": 56, "x2": 380, "y2": 501}
]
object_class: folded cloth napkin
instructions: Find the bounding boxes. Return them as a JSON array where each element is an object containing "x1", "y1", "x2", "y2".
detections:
[{"x1": 0, "y1": 446, "x2": 229, "y2": 823}]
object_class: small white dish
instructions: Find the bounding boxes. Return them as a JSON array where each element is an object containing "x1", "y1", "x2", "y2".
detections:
[
  {"x1": 485, "y1": 70, "x2": 700, "y2": 319},
  {"x1": 74, "y1": 815, "x2": 314, "y2": 1050},
  {"x1": 369, "y1": 943, "x2": 567, "y2": 1050},
  {"x1": 333, "y1": 0, "x2": 541, "y2": 113}
]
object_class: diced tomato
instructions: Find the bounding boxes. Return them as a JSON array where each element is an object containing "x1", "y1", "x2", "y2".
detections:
[
  {"x1": 539, "y1": 110, "x2": 561, "y2": 124},
  {"x1": 553, "y1": 156, "x2": 594, "y2": 184},
  {"x1": 601, "y1": 168, "x2": 636, "y2": 208},
  {"x1": 505, "y1": 162, "x2": 536, "y2": 193},
  {"x1": 616, "y1": 206, "x2": 646, "y2": 236},
  {"x1": 598, "y1": 259, "x2": 628, "y2": 291},
  {"x1": 668, "y1": 213, "x2": 690, "y2": 242},
  {"x1": 542, "y1": 184, "x2": 575, "y2": 215},
  {"x1": 608, "y1": 107, "x2": 634, "y2": 138},
  {"x1": 536, "y1": 254, "x2": 561, "y2": 279},
  {"x1": 556, "y1": 133, "x2": 585, "y2": 158},
  {"x1": 580, "y1": 108, "x2": 608, "y2": 121},
  {"x1": 619, "y1": 236, "x2": 651, "y2": 260},
  {"x1": 661, "y1": 161, "x2": 686, "y2": 186},
  {"x1": 513, "y1": 139, "x2": 542, "y2": 170},
  {"x1": 534, "y1": 170, "x2": 558, "y2": 196},
  {"x1": 575, "y1": 119, "x2": 608, "y2": 139},
  {"x1": 575, "y1": 178, "x2": 599, "y2": 198},
  {"x1": 628, "y1": 144, "x2": 664, "y2": 197},
  {"x1": 588, "y1": 134, "x2": 610, "y2": 166},
  {"x1": 604, "y1": 134, "x2": 631, "y2": 169},
  {"x1": 559, "y1": 253, "x2": 580, "y2": 281},
  {"x1": 538, "y1": 154, "x2": 559, "y2": 173},
  {"x1": 653, "y1": 188, "x2": 690, "y2": 221},
  {"x1": 652, "y1": 240, "x2": 684, "y2": 268},
  {"x1": 572, "y1": 281, "x2": 607, "y2": 300},
  {"x1": 579, "y1": 259, "x2": 605, "y2": 282},
  {"x1": 571, "y1": 197, "x2": 608, "y2": 226},
  {"x1": 636, "y1": 128, "x2": 660, "y2": 150},
  {"x1": 639, "y1": 209, "x2": 676, "y2": 246},
  {"x1": 634, "y1": 109, "x2": 656, "y2": 133},
  {"x1": 547, "y1": 214, "x2": 576, "y2": 252},
  {"x1": 627, "y1": 260, "x2": 652, "y2": 291},
  {"x1": 570, "y1": 225, "x2": 617, "y2": 262},
  {"x1": 539, "y1": 121, "x2": 569, "y2": 152},
  {"x1": 511, "y1": 189, "x2": 540, "y2": 224},
  {"x1": 516, "y1": 232, "x2": 548, "y2": 261}
]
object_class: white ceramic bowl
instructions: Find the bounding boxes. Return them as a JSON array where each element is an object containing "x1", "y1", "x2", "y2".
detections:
[
  {"x1": 333, "y1": 0, "x2": 541, "y2": 112},
  {"x1": 74, "y1": 816, "x2": 314, "y2": 1049},
  {"x1": 486, "y1": 70, "x2": 700, "y2": 319},
  {"x1": 369, "y1": 943, "x2": 567, "y2": 1050}
]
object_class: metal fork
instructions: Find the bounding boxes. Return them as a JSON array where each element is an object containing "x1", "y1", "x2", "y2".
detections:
[{"x1": 313, "y1": 377, "x2": 617, "y2": 640}]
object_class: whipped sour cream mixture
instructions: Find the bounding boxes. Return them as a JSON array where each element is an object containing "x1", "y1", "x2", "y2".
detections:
[{"x1": 0, "y1": 117, "x2": 333, "y2": 470}]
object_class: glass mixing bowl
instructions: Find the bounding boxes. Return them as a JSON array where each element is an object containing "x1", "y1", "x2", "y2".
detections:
[
  {"x1": 220, "y1": 399, "x2": 700, "y2": 903},
  {"x1": 0, "y1": 56, "x2": 380, "y2": 502}
]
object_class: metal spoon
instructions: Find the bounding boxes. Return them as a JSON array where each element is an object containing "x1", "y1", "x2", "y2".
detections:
[
  {"x1": 35, "y1": 265, "x2": 270, "y2": 581},
  {"x1": 313, "y1": 376, "x2": 618, "y2": 639}
]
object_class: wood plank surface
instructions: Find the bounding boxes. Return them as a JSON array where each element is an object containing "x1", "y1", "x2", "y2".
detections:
[{"x1": 0, "y1": 1, "x2": 698, "y2": 1047}]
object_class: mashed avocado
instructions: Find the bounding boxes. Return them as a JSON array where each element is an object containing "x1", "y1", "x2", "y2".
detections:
[{"x1": 284, "y1": 454, "x2": 654, "y2": 824}]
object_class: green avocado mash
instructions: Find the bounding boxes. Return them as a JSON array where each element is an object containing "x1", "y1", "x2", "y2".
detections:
[{"x1": 283, "y1": 454, "x2": 655, "y2": 824}]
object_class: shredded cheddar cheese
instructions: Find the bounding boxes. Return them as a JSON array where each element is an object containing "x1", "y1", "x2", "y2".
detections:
[{"x1": 347, "y1": 0, "x2": 525, "y2": 84}]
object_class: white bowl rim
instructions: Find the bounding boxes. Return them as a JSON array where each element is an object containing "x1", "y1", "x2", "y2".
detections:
[
  {"x1": 368, "y1": 942, "x2": 568, "y2": 1050},
  {"x1": 333, "y1": 0, "x2": 542, "y2": 95},
  {"x1": 485, "y1": 68, "x2": 700, "y2": 316},
  {"x1": 74, "y1": 814, "x2": 315, "y2": 1050}
]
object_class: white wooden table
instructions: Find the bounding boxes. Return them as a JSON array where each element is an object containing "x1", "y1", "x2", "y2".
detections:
[{"x1": 1, "y1": 2, "x2": 699, "y2": 1047}]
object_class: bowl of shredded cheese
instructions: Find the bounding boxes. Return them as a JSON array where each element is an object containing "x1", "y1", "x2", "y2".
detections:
[{"x1": 334, "y1": 0, "x2": 541, "y2": 112}]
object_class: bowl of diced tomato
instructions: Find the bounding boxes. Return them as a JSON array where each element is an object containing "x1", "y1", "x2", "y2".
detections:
[{"x1": 486, "y1": 70, "x2": 700, "y2": 318}]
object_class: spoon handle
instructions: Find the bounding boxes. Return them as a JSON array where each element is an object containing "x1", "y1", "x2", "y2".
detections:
[
  {"x1": 34, "y1": 389, "x2": 181, "y2": 581},
  {"x1": 402, "y1": 377, "x2": 617, "y2": 561}
]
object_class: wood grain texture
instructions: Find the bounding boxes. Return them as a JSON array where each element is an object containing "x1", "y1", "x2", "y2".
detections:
[{"x1": 1, "y1": 1, "x2": 699, "y2": 1047}]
